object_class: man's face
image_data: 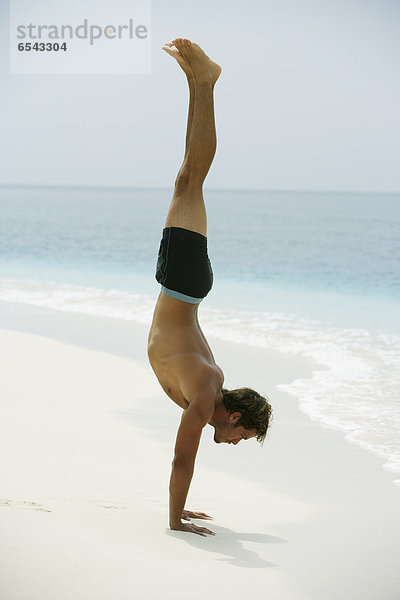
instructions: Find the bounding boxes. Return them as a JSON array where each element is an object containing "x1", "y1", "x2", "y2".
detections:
[{"x1": 213, "y1": 421, "x2": 258, "y2": 445}]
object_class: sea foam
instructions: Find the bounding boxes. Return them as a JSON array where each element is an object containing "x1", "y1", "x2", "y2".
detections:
[{"x1": 1, "y1": 277, "x2": 399, "y2": 486}]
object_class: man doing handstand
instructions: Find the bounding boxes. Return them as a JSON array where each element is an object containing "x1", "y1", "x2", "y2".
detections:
[{"x1": 148, "y1": 38, "x2": 272, "y2": 537}]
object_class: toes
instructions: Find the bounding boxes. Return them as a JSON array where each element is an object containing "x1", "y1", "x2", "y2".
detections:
[
  {"x1": 174, "y1": 42, "x2": 187, "y2": 58},
  {"x1": 162, "y1": 45, "x2": 174, "y2": 56},
  {"x1": 162, "y1": 43, "x2": 183, "y2": 60},
  {"x1": 182, "y1": 39, "x2": 192, "y2": 53}
]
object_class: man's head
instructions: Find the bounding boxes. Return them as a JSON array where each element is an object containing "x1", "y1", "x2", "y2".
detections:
[{"x1": 212, "y1": 387, "x2": 272, "y2": 445}]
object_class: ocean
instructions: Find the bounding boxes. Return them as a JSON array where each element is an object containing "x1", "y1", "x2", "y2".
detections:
[{"x1": 1, "y1": 185, "x2": 399, "y2": 485}]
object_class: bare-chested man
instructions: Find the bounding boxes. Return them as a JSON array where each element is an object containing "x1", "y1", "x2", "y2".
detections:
[{"x1": 147, "y1": 38, "x2": 272, "y2": 537}]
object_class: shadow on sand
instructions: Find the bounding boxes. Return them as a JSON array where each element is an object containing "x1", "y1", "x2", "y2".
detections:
[{"x1": 166, "y1": 523, "x2": 287, "y2": 567}]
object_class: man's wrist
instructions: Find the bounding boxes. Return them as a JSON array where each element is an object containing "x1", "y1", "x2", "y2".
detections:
[{"x1": 169, "y1": 518, "x2": 182, "y2": 530}]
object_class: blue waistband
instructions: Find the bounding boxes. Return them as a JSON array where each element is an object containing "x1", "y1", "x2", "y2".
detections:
[{"x1": 161, "y1": 286, "x2": 203, "y2": 304}]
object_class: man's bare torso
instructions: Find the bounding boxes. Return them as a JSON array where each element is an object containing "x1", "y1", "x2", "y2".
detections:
[{"x1": 147, "y1": 293, "x2": 224, "y2": 409}]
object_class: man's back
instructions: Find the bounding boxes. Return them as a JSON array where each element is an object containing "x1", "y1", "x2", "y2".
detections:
[{"x1": 147, "y1": 292, "x2": 224, "y2": 410}]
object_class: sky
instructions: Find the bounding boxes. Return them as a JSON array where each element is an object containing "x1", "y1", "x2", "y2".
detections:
[{"x1": 0, "y1": 0, "x2": 399, "y2": 193}]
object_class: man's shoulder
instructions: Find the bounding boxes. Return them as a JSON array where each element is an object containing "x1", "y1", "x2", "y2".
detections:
[
  {"x1": 184, "y1": 361, "x2": 223, "y2": 396},
  {"x1": 182, "y1": 365, "x2": 222, "y2": 422}
]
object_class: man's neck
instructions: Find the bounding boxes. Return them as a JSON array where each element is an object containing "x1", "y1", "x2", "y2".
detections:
[{"x1": 208, "y1": 394, "x2": 225, "y2": 427}]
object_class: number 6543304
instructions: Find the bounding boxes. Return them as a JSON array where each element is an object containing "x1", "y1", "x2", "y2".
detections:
[{"x1": 18, "y1": 42, "x2": 67, "y2": 51}]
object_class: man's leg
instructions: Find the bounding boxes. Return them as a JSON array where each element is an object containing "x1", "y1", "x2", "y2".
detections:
[
  {"x1": 162, "y1": 41, "x2": 195, "y2": 160},
  {"x1": 163, "y1": 38, "x2": 221, "y2": 237}
]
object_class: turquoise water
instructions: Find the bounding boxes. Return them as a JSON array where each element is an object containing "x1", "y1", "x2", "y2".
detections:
[{"x1": 1, "y1": 185, "x2": 399, "y2": 484}]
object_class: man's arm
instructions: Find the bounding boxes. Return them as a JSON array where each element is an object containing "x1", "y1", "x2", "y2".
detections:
[{"x1": 169, "y1": 391, "x2": 215, "y2": 536}]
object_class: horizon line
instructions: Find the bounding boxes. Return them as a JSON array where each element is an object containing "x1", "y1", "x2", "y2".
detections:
[{"x1": 0, "y1": 182, "x2": 399, "y2": 196}]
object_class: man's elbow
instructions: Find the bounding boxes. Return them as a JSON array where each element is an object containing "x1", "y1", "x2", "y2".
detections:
[
  {"x1": 171, "y1": 455, "x2": 194, "y2": 474},
  {"x1": 172, "y1": 456, "x2": 194, "y2": 477}
]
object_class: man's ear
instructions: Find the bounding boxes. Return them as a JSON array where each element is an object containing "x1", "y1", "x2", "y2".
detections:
[{"x1": 228, "y1": 411, "x2": 241, "y2": 423}]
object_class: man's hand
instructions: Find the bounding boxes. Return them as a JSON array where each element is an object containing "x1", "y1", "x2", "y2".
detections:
[
  {"x1": 182, "y1": 509, "x2": 213, "y2": 521},
  {"x1": 171, "y1": 510, "x2": 215, "y2": 536},
  {"x1": 171, "y1": 520, "x2": 215, "y2": 537}
]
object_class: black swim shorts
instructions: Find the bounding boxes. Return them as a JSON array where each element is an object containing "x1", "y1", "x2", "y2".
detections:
[{"x1": 155, "y1": 227, "x2": 213, "y2": 304}]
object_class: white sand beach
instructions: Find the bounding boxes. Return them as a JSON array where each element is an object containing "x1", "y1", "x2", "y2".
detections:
[{"x1": 1, "y1": 308, "x2": 399, "y2": 600}]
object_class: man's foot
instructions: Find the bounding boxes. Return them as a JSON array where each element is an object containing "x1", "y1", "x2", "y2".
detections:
[
  {"x1": 169, "y1": 38, "x2": 221, "y2": 85},
  {"x1": 162, "y1": 42, "x2": 193, "y2": 81}
]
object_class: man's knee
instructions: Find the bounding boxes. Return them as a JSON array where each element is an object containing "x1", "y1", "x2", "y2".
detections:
[
  {"x1": 174, "y1": 167, "x2": 190, "y2": 194},
  {"x1": 174, "y1": 161, "x2": 202, "y2": 195}
]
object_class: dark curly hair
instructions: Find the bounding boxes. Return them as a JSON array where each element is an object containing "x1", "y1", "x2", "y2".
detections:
[{"x1": 221, "y1": 387, "x2": 272, "y2": 444}]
